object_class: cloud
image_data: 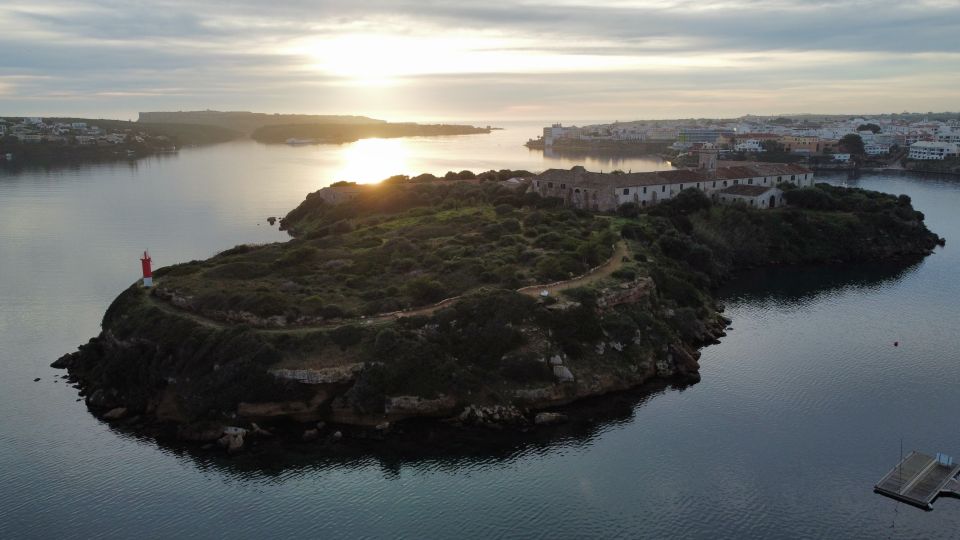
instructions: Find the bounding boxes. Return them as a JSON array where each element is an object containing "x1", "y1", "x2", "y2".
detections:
[{"x1": 0, "y1": 0, "x2": 958, "y2": 119}]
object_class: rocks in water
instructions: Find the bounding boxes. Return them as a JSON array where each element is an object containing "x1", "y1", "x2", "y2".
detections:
[
  {"x1": 330, "y1": 430, "x2": 343, "y2": 441},
  {"x1": 457, "y1": 404, "x2": 527, "y2": 428},
  {"x1": 267, "y1": 216, "x2": 277, "y2": 225},
  {"x1": 33, "y1": 377, "x2": 40, "y2": 382},
  {"x1": 375, "y1": 421, "x2": 391, "y2": 432},
  {"x1": 302, "y1": 428, "x2": 320, "y2": 442},
  {"x1": 384, "y1": 395, "x2": 456, "y2": 418},
  {"x1": 50, "y1": 353, "x2": 76, "y2": 369},
  {"x1": 217, "y1": 427, "x2": 247, "y2": 454},
  {"x1": 85, "y1": 388, "x2": 116, "y2": 410},
  {"x1": 534, "y1": 412, "x2": 568, "y2": 425},
  {"x1": 177, "y1": 422, "x2": 225, "y2": 443},
  {"x1": 250, "y1": 423, "x2": 272, "y2": 438},
  {"x1": 102, "y1": 407, "x2": 127, "y2": 420}
]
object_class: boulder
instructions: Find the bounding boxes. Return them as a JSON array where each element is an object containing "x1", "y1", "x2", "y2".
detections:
[
  {"x1": 177, "y1": 422, "x2": 227, "y2": 443},
  {"x1": 217, "y1": 430, "x2": 246, "y2": 454},
  {"x1": 457, "y1": 404, "x2": 528, "y2": 427},
  {"x1": 50, "y1": 353, "x2": 76, "y2": 369},
  {"x1": 534, "y1": 412, "x2": 568, "y2": 425},
  {"x1": 302, "y1": 428, "x2": 320, "y2": 442},
  {"x1": 250, "y1": 423, "x2": 273, "y2": 438},
  {"x1": 102, "y1": 407, "x2": 127, "y2": 420}
]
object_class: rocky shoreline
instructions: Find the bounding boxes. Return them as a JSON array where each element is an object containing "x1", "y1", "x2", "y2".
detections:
[
  {"x1": 52, "y1": 276, "x2": 730, "y2": 454},
  {"x1": 51, "y1": 178, "x2": 943, "y2": 455}
]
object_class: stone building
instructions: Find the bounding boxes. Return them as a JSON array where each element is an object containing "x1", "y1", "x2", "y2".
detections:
[{"x1": 530, "y1": 155, "x2": 812, "y2": 211}]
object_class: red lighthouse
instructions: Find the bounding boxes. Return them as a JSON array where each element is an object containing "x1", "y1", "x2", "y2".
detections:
[{"x1": 141, "y1": 250, "x2": 153, "y2": 287}]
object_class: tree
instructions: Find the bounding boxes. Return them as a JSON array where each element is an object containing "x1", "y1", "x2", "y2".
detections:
[
  {"x1": 857, "y1": 123, "x2": 881, "y2": 134},
  {"x1": 839, "y1": 134, "x2": 865, "y2": 156}
]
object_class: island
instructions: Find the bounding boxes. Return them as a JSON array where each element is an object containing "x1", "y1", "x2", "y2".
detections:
[
  {"x1": 250, "y1": 123, "x2": 493, "y2": 145},
  {"x1": 52, "y1": 168, "x2": 943, "y2": 453},
  {"x1": 1, "y1": 112, "x2": 494, "y2": 169}
]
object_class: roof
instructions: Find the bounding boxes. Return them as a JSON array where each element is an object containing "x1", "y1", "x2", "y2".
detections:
[
  {"x1": 719, "y1": 185, "x2": 776, "y2": 197},
  {"x1": 537, "y1": 162, "x2": 811, "y2": 190}
]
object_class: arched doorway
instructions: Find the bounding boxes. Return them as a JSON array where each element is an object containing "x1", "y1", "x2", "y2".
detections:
[{"x1": 769, "y1": 195, "x2": 777, "y2": 208}]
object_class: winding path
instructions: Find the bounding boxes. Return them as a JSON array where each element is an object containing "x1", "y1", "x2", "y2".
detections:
[{"x1": 148, "y1": 240, "x2": 630, "y2": 332}]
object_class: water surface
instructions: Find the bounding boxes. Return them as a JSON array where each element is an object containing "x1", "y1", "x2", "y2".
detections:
[{"x1": 1, "y1": 129, "x2": 958, "y2": 538}]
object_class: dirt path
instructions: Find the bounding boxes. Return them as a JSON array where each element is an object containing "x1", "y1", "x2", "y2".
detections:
[
  {"x1": 518, "y1": 240, "x2": 629, "y2": 298},
  {"x1": 147, "y1": 240, "x2": 630, "y2": 332}
]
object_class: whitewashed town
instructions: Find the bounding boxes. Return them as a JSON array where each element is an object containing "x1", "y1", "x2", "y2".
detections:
[
  {"x1": 0, "y1": 117, "x2": 178, "y2": 164},
  {"x1": 530, "y1": 115, "x2": 960, "y2": 165}
]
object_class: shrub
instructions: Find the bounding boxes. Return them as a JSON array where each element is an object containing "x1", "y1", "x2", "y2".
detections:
[
  {"x1": 276, "y1": 246, "x2": 318, "y2": 266},
  {"x1": 405, "y1": 278, "x2": 448, "y2": 305},
  {"x1": 329, "y1": 325, "x2": 364, "y2": 349},
  {"x1": 204, "y1": 262, "x2": 272, "y2": 280}
]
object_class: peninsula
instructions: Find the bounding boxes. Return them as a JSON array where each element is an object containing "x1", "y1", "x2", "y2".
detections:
[{"x1": 53, "y1": 167, "x2": 943, "y2": 452}]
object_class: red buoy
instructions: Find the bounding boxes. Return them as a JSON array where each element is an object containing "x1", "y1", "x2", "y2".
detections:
[{"x1": 141, "y1": 250, "x2": 153, "y2": 287}]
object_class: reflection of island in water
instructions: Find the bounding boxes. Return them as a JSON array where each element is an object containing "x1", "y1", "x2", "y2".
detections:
[
  {"x1": 101, "y1": 258, "x2": 924, "y2": 477},
  {"x1": 105, "y1": 378, "x2": 690, "y2": 479},
  {"x1": 718, "y1": 259, "x2": 923, "y2": 308}
]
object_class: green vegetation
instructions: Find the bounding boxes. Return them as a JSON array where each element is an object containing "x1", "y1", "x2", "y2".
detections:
[
  {"x1": 251, "y1": 122, "x2": 492, "y2": 144},
  {"x1": 156, "y1": 173, "x2": 611, "y2": 321},
  {"x1": 839, "y1": 133, "x2": 866, "y2": 156},
  {"x1": 61, "y1": 174, "x2": 942, "y2": 428}
]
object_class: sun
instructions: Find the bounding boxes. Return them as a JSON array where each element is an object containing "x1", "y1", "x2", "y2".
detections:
[
  {"x1": 331, "y1": 138, "x2": 411, "y2": 184},
  {"x1": 305, "y1": 34, "x2": 442, "y2": 86}
]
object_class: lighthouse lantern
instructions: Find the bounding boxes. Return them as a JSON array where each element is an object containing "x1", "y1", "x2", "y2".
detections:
[{"x1": 141, "y1": 250, "x2": 153, "y2": 287}]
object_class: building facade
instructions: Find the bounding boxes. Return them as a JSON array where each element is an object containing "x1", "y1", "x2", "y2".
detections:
[
  {"x1": 530, "y1": 160, "x2": 814, "y2": 211},
  {"x1": 909, "y1": 141, "x2": 960, "y2": 160}
]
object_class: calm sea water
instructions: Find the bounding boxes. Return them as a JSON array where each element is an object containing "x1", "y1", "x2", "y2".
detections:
[{"x1": 1, "y1": 126, "x2": 959, "y2": 539}]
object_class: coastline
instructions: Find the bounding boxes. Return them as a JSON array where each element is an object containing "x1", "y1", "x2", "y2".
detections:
[{"x1": 51, "y1": 177, "x2": 944, "y2": 454}]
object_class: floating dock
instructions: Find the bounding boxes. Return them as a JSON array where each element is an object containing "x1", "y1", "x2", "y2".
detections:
[{"x1": 875, "y1": 451, "x2": 960, "y2": 510}]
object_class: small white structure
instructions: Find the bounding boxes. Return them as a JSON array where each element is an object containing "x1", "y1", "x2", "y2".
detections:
[
  {"x1": 716, "y1": 185, "x2": 785, "y2": 209},
  {"x1": 831, "y1": 153, "x2": 852, "y2": 163},
  {"x1": 864, "y1": 144, "x2": 890, "y2": 156},
  {"x1": 734, "y1": 139, "x2": 766, "y2": 153},
  {"x1": 909, "y1": 141, "x2": 959, "y2": 160}
]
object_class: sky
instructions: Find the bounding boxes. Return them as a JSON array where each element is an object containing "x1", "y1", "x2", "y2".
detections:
[{"x1": 1, "y1": 0, "x2": 959, "y2": 123}]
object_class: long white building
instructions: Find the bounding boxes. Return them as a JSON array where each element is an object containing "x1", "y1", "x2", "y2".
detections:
[{"x1": 909, "y1": 141, "x2": 960, "y2": 160}]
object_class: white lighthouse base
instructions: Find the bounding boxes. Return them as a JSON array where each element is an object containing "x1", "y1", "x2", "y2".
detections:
[{"x1": 143, "y1": 277, "x2": 153, "y2": 288}]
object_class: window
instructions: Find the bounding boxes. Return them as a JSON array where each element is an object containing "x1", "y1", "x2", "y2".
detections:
[
  {"x1": 535, "y1": 181, "x2": 539, "y2": 186},
  {"x1": 734, "y1": 179, "x2": 739, "y2": 185},
  {"x1": 764, "y1": 178, "x2": 767, "y2": 184},
  {"x1": 623, "y1": 188, "x2": 629, "y2": 195},
  {"x1": 679, "y1": 184, "x2": 683, "y2": 190},
  {"x1": 696, "y1": 182, "x2": 700, "y2": 189},
  {"x1": 790, "y1": 175, "x2": 795, "y2": 181},
  {"x1": 712, "y1": 181, "x2": 716, "y2": 188},
  {"x1": 723, "y1": 181, "x2": 728, "y2": 187},
  {"x1": 643, "y1": 187, "x2": 647, "y2": 194},
  {"x1": 748, "y1": 178, "x2": 753, "y2": 184},
  {"x1": 547, "y1": 182, "x2": 553, "y2": 188},
  {"x1": 561, "y1": 184, "x2": 566, "y2": 188},
  {"x1": 661, "y1": 185, "x2": 666, "y2": 192},
  {"x1": 777, "y1": 176, "x2": 782, "y2": 182}
]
